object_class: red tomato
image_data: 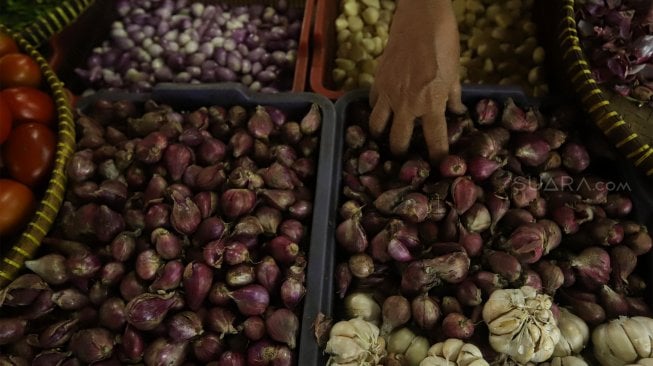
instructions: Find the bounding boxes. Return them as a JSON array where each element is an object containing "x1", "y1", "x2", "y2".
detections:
[
  {"x1": 1, "y1": 87, "x2": 55, "y2": 126},
  {"x1": 2, "y1": 123, "x2": 56, "y2": 188},
  {"x1": 0, "y1": 32, "x2": 18, "y2": 58},
  {"x1": 0, "y1": 178, "x2": 36, "y2": 236},
  {"x1": 0, "y1": 53, "x2": 42, "y2": 88},
  {"x1": 0, "y1": 95, "x2": 11, "y2": 144}
]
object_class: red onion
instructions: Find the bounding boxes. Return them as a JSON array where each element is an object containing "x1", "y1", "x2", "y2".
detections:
[
  {"x1": 243, "y1": 316, "x2": 266, "y2": 341},
  {"x1": 207, "y1": 307, "x2": 238, "y2": 338},
  {"x1": 410, "y1": 294, "x2": 440, "y2": 330},
  {"x1": 135, "y1": 249, "x2": 162, "y2": 281},
  {"x1": 230, "y1": 284, "x2": 269, "y2": 316},
  {"x1": 0, "y1": 318, "x2": 27, "y2": 345},
  {"x1": 265, "y1": 308, "x2": 299, "y2": 349},
  {"x1": 599, "y1": 285, "x2": 629, "y2": 318},
  {"x1": 335, "y1": 263, "x2": 352, "y2": 299},
  {"x1": 32, "y1": 350, "x2": 70, "y2": 366},
  {"x1": 52, "y1": 288, "x2": 90, "y2": 311},
  {"x1": 99, "y1": 297, "x2": 127, "y2": 331},
  {"x1": 476, "y1": 98, "x2": 499, "y2": 124},
  {"x1": 461, "y1": 203, "x2": 491, "y2": 233},
  {"x1": 168, "y1": 311, "x2": 204, "y2": 342},
  {"x1": 514, "y1": 133, "x2": 551, "y2": 166},
  {"x1": 489, "y1": 168, "x2": 513, "y2": 193},
  {"x1": 358, "y1": 150, "x2": 380, "y2": 174},
  {"x1": 69, "y1": 328, "x2": 115, "y2": 364},
  {"x1": 467, "y1": 156, "x2": 502, "y2": 181},
  {"x1": 255, "y1": 206, "x2": 283, "y2": 235},
  {"x1": 230, "y1": 129, "x2": 254, "y2": 158},
  {"x1": 401, "y1": 252, "x2": 470, "y2": 294},
  {"x1": 203, "y1": 239, "x2": 226, "y2": 269},
  {"x1": 255, "y1": 256, "x2": 282, "y2": 293},
  {"x1": 143, "y1": 337, "x2": 188, "y2": 366},
  {"x1": 571, "y1": 247, "x2": 611, "y2": 290},
  {"x1": 218, "y1": 351, "x2": 245, "y2": 366},
  {"x1": 300, "y1": 103, "x2": 321, "y2": 135},
  {"x1": 500, "y1": 98, "x2": 537, "y2": 132},
  {"x1": 280, "y1": 277, "x2": 306, "y2": 309},
  {"x1": 233, "y1": 216, "x2": 264, "y2": 238},
  {"x1": 381, "y1": 295, "x2": 411, "y2": 335},
  {"x1": 560, "y1": 290, "x2": 606, "y2": 325},
  {"x1": 267, "y1": 236, "x2": 300, "y2": 265},
  {"x1": 472, "y1": 271, "x2": 507, "y2": 296},
  {"x1": 561, "y1": 142, "x2": 590, "y2": 173},
  {"x1": 226, "y1": 264, "x2": 256, "y2": 287},
  {"x1": 209, "y1": 282, "x2": 232, "y2": 307},
  {"x1": 279, "y1": 219, "x2": 304, "y2": 243},
  {"x1": 111, "y1": 232, "x2": 136, "y2": 262},
  {"x1": 0, "y1": 274, "x2": 48, "y2": 307},
  {"x1": 442, "y1": 313, "x2": 474, "y2": 340},
  {"x1": 451, "y1": 177, "x2": 477, "y2": 214},
  {"x1": 486, "y1": 250, "x2": 522, "y2": 282},
  {"x1": 120, "y1": 271, "x2": 146, "y2": 301},
  {"x1": 198, "y1": 137, "x2": 228, "y2": 166},
  {"x1": 183, "y1": 261, "x2": 213, "y2": 311},
  {"x1": 456, "y1": 279, "x2": 482, "y2": 306},
  {"x1": 192, "y1": 333, "x2": 224, "y2": 363},
  {"x1": 150, "y1": 260, "x2": 184, "y2": 292},
  {"x1": 125, "y1": 292, "x2": 181, "y2": 331},
  {"x1": 221, "y1": 189, "x2": 257, "y2": 219},
  {"x1": 135, "y1": 131, "x2": 168, "y2": 164},
  {"x1": 464, "y1": 130, "x2": 501, "y2": 159},
  {"x1": 625, "y1": 231, "x2": 653, "y2": 255},
  {"x1": 145, "y1": 203, "x2": 172, "y2": 231},
  {"x1": 24, "y1": 254, "x2": 69, "y2": 285},
  {"x1": 398, "y1": 159, "x2": 431, "y2": 186},
  {"x1": 510, "y1": 176, "x2": 539, "y2": 208},
  {"x1": 507, "y1": 223, "x2": 546, "y2": 264},
  {"x1": 335, "y1": 215, "x2": 368, "y2": 253}
]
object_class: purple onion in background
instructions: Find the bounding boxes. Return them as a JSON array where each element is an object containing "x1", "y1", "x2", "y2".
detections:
[{"x1": 76, "y1": 1, "x2": 301, "y2": 92}]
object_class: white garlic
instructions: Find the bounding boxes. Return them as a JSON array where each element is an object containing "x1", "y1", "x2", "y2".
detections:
[
  {"x1": 592, "y1": 316, "x2": 653, "y2": 366},
  {"x1": 482, "y1": 286, "x2": 560, "y2": 364},
  {"x1": 419, "y1": 338, "x2": 489, "y2": 366},
  {"x1": 325, "y1": 318, "x2": 386, "y2": 366},
  {"x1": 553, "y1": 308, "x2": 589, "y2": 357}
]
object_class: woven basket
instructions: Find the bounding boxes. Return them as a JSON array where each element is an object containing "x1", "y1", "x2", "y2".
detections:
[
  {"x1": 0, "y1": 24, "x2": 76, "y2": 288},
  {"x1": 19, "y1": 0, "x2": 95, "y2": 47},
  {"x1": 557, "y1": 0, "x2": 653, "y2": 178}
]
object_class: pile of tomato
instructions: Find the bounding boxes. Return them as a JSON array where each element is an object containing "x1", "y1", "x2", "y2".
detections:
[{"x1": 0, "y1": 31, "x2": 57, "y2": 237}]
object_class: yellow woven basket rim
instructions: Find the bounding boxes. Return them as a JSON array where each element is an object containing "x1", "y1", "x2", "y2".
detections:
[
  {"x1": 557, "y1": 0, "x2": 653, "y2": 177},
  {"x1": 0, "y1": 24, "x2": 76, "y2": 289}
]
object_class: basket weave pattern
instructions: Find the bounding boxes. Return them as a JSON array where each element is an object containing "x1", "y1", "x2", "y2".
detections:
[
  {"x1": 557, "y1": 0, "x2": 653, "y2": 177},
  {"x1": 0, "y1": 24, "x2": 76, "y2": 288}
]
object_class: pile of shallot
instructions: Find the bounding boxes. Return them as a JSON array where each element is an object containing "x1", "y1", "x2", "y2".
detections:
[
  {"x1": 0, "y1": 97, "x2": 323, "y2": 366},
  {"x1": 324, "y1": 96, "x2": 652, "y2": 365}
]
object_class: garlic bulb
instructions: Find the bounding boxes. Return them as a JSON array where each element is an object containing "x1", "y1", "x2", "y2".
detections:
[
  {"x1": 387, "y1": 327, "x2": 430, "y2": 366},
  {"x1": 553, "y1": 308, "x2": 589, "y2": 357},
  {"x1": 419, "y1": 338, "x2": 489, "y2": 366},
  {"x1": 325, "y1": 318, "x2": 386, "y2": 366},
  {"x1": 344, "y1": 292, "x2": 382, "y2": 325},
  {"x1": 482, "y1": 286, "x2": 561, "y2": 364},
  {"x1": 592, "y1": 316, "x2": 653, "y2": 366},
  {"x1": 626, "y1": 359, "x2": 653, "y2": 366},
  {"x1": 540, "y1": 355, "x2": 589, "y2": 366}
]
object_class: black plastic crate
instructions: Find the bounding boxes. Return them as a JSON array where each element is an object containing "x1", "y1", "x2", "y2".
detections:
[
  {"x1": 298, "y1": 85, "x2": 653, "y2": 366},
  {"x1": 77, "y1": 82, "x2": 339, "y2": 363}
]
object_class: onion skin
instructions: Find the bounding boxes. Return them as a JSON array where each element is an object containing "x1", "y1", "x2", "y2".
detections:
[
  {"x1": 207, "y1": 307, "x2": 238, "y2": 338},
  {"x1": 571, "y1": 247, "x2": 611, "y2": 290},
  {"x1": 335, "y1": 215, "x2": 368, "y2": 253},
  {"x1": 280, "y1": 277, "x2": 306, "y2": 309},
  {"x1": 192, "y1": 333, "x2": 224, "y2": 363}
]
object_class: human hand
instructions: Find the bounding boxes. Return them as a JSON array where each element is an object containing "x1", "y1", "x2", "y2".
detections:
[{"x1": 369, "y1": 0, "x2": 466, "y2": 163}]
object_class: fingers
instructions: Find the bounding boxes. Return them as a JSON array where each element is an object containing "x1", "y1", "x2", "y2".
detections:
[
  {"x1": 389, "y1": 107, "x2": 415, "y2": 156},
  {"x1": 422, "y1": 103, "x2": 449, "y2": 164},
  {"x1": 370, "y1": 83, "x2": 379, "y2": 107},
  {"x1": 447, "y1": 79, "x2": 467, "y2": 114},
  {"x1": 369, "y1": 94, "x2": 391, "y2": 138}
]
